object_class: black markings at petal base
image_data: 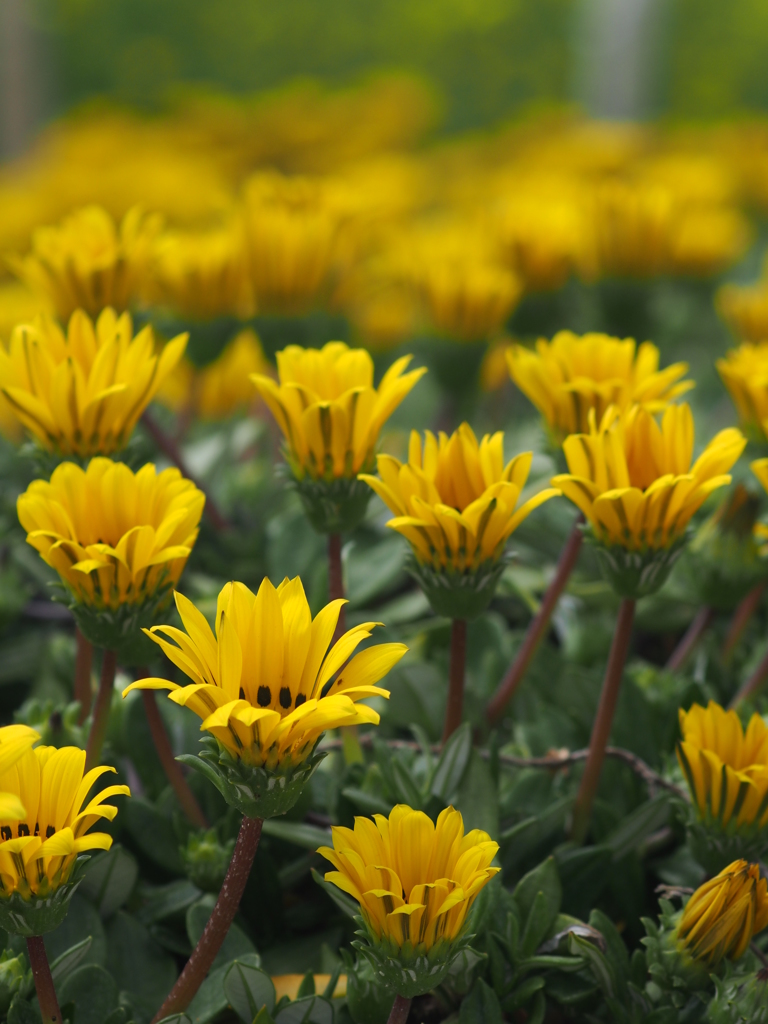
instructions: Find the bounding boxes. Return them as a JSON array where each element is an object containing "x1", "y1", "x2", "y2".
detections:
[{"x1": 257, "y1": 686, "x2": 271, "y2": 706}]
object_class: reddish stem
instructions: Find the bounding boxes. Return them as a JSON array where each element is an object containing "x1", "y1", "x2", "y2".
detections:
[
  {"x1": 730, "y1": 647, "x2": 768, "y2": 707},
  {"x1": 328, "y1": 533, "x2": 346, "y2": 643},
  {"x1": 152, "y1": 816, "x2": 263, "y2": 1021},
  {"x1": 486, "y1": 519, "x2": 583, "y2": 725},
  {"x1": 387, "y1": 994, "x2": 412, "y2": 1024},
  {"x1": 74, "y1": 627, "x2": 93, "y2": 724},
  {"x1": 85, "y1": 649, "x2": 117, "y2": 772},
  {"x1": 141, "y1": 689, "x2": 208, "y2": 829},
  {"x1": 723, "y1": 581, "x2": 767, "y2": 663},
  {"x1": 443, "y1": 619, "x2": 467, "y2": 743},
  {"x1": 570, "y1": 598, "x2": 636, "y2": 844},
  {"x1": 665, "y1": 607, "x2": 714, "y2": 673},
  {"x1": 27, "y1": 936, "x2": 61, "y2": 1024}
]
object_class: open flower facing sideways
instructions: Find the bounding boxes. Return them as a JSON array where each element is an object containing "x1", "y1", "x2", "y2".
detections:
[
  {"x1": 319, "y1": 805, "x2": 499, "y2": 996},
  {"x1": 123, "y1": 577, "x2": 406, "y2": 817},
  {"x1": 552, "y1": 404, "x2": 745, "y2": 597},
  {"x1": 0, "y1": 744, "x2": 129, "y2": 935},
  {"x1": 9, "y1": 205, "x2": 161, "y2": 321},
  {"x1": 17, "y1": 459, "x2": 204, "y2": 656},
  {"x1": 360, "y1": 424, "x2": 559, "y2": 617},
  {"x1": 508, "y1": 331, "x2": 692, "y2": 444},
  {"x1": 0, "y1": 308, "x2": 187, "y2": 459},
  {"x1": 718, "y1": 341, "x2": 768, "y2": 443}
]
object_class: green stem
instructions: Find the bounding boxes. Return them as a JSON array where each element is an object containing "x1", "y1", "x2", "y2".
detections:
[
  {"x1": 74, "y1": 627, "x2": 93, "y2": 725},
  {"x1": 84, "y1": 649, "x2": 117, "y2": 772},
  {"x1": 443, "y1": 619, "x2": 467, "y2": 743},
  {"x1": 26, "y1": 936, "x2": 61, "y2": 1024},
  {"x1": 570, "y1": 598, "x2": 635, "y2": 844},
  {"x1": 387, "y1": 994, "x2": 412, "y2": 1024}
]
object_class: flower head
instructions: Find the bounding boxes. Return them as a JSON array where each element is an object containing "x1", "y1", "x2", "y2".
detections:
[
  {"x1": 198, "y1": 330, "x2": 272, "y2": 420},
  {"x1": 124, "y1": 576, "x2": 406, "y2": 773},
  {"x1": 319, "y1": 805, "x2": 498, "y2": 994},
  {"x1": 718, "y1": 342, "x2": 768, "y2": 443},
  {"x1": 0, "y1": 308, "x2": 187, "y2": 458},
  {"x1": 17, "y1": 459, "x2": 204, "y2": 615},
  {"x1": 508, "y1": 331, "x2": 692, "y2": 443},
  {"x1": 677, "y1": 860, "x2": 768, "y2": 968},
  {"x1": 252, "y1": 342, "x2": 425, "y2": 481},
  {"x1": 10, "y1": 206, "x2": 161, "y2": 320},
  {"x1": 717, "y1": 283, "x2": 768, "y2": 343},
  {"x1": 0, "y1": 727, "x2": 41, "y2": 823}
]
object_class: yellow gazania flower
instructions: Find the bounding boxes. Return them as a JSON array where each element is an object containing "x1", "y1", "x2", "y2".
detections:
[
  {"x1": 198, "y1": 330, "x2": 272, "y2": 420},
  {"x1": 552, "y1": 404, "x2": 745, "y2": 551},
  {"x1": 751, "y1": 459, "x2": 768, "y2": 553},
  {"x1": 0, "y1": 744, "x2": 129, "y2": 900},
  {"x1": 9, "y1": 205, "x2": 161, "y2": 321},
  {"x1": 0, "y1": 726, "x2": 42, "y2": 822},
  {"x1": 677, "y1": 701, "x2": 768, "y2": 831},
  {"x1": 319, "y1": 804, "x2": 499, "y2": 952},
  {"x1": 717, "y1": 283, "x2": 768, "y2": 343},
  {"x1": 507, "y1": 331, "x2": 692, "y2": 443},
  {"x1": 251, "y1": 342, "x2": 426, "y2": 480},
  {"x1": 360, "y1": 424, "x2": 560, "y2": 573},
  {"x1": 718, "y1": 342, "x2": 768, "y2": 443},
  {"x1": 123, "y1": 577, "x2": 407, "y2": 770},
  {"x1": 677, "y1": 860, "x2": 768, "y2": 968},
  {"x1": 413, "y1": 255, "x2": 521, "y2": 343},
  {"x1": 17, "y1": 459, "x2": 204, "y2": 611},
  {"x1": 0, "y1": 308, "x2": 187, "y2": 458}
]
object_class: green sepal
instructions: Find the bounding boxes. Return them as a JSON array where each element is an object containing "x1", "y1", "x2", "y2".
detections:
[
  {"x1": 291, "y1": 472, "x2": 373, "y2": 534},
  {"x1": 685, "y1": 818, "x2": 768, "y2": 876},
  {"x1": 681, "y1": 532, "x2": 766, "y2": 612},
  {"x1": 585, "y1": 530, "x2": 688, "y2": 599},
  {"x1": 708, "y1": 960, "x2": 768, "y2": 1023},
  {"x1": 641, "y1": 898, "x2": 713, "y2": 1012},
  {"x1": 177, "y1": 737, "x2": 326, "y2": 819},
  {"x1": 406, "y1": 553, "x2": 508, "y2": 620},
  {"x1": 180, "y1": 828, "x2": 236, "y2": 892},
  {"x1": 65, "y1": 583, "x2": 175, "y2": 665},
  {"x1": 0, "y1": 857, "x2": 89, "y2": 937}
]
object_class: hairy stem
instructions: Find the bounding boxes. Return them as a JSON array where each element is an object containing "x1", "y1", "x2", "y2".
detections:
[
  {"x1": 85, "y1": 649, "x2": 117, "y2": 772},
  {"x1": 570, "y1": 598, "x2": 636, "y2": 844},
  {"x1": 27, "y1": 936, "x2": 62, "y2": 1024},
  {"x1": 152, "y1": 816, "x2": 263, "y2": 1021},
  {"x1": 443, "y1": 619, "x2": 467, "y2": 743},
  {"x1": 141, "y1": 689, "x2": 208, "y2": 828},
  {"x1": 74, "y1": 627, "x2": 93, "y2": 724},
  {"x1": 665, "y1": 606, "x2": 713, "y2": 673},
  {"x1": 387, "y1": 994, "x2": 412, "y2": 1024}
]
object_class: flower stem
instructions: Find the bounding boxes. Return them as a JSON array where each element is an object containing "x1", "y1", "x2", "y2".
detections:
[
  {"x1": 486, "y1": 518, "x2": 583, "y2": 725},
  {"x1": 570, "y1": 598, "x2": 635, "y2": 844},
  {"x1": 74, "y1": 627, "x2": 93, "y2": 724},
  {"x1": 328, "y1": 532, "x2": 346, "y2": 642},
  {"x1": 387, "y1": 994, "x2": 412, "y2": 1024},
  {"x1": 84, "y1": 649, "x2": 117, "y2": 772},
  {"x1": 665, "y1": 606, "x2": 714, "y2": 673},
  {"x1": 443, "y1": 619, "x2": 467, "y2": 743},
  {"x1": 730, "y1": 647, "x2": 768, "y2": 707},
  {"x1": 151, "y1": 816, "x2": 263, "y2": 1022},
  {"x1": 140, "y1": 689, "x2": 208, "y2": 828},
  {"x1": 723, "y1": 581, "x2": 766, "y2": 663},
  {"x1": 26, "y1": 936, "x2": 61, "y2": 1024}
]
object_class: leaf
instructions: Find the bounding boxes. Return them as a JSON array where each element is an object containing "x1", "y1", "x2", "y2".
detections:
[
  {"x1": 513, "y1": 856, "x2": 562, "y2": 949},
  {"x1": 391, "y1": 757, "x2": 424, "y2": 808},
  {"x1": 187, "y1": 963, "x2": 229, "y2": 1024},
  {"x1": 340, "y1": 787, "x2": 393, "y2": 816},
  {"x1": 262, "y1": 819, "x2": 331, "y2": 851},
  {"x1": 499, "y1": 797, "x2": 572, "y2": 870},
  {"x1": 567, "y1": 933, "x2": 617, "y2": 1000},
  {"x1": 459, "y1": 979, "x2": 503, "y2": 1024},
  {"x1": 519, "y1": 889, "x2": 558, "y2": 958},
  {"x1": 187, "y1": 896, "x2": 256, "y2": 971},
  {"x1": 135, "y1": 880, "x2": 202, "y2": 925},
  {"x1": 588, "y1": 909, "x2": 630, "y2": 990},
  {"x1": 455, "y1": 749, "x2": 499, "y2": 839},
  {"x1": 311, "y1": 868, "x2": 359, "y2": 919},
  {"x1": 554, "y1": 844, "x2": 613, "y2": 918},
  {"x1": 224, "y1": 956, "x2": 276, "y2": 1021},
  {"x1": 59, "y1": 965, "x2": 118, "y2": 1024},
  {"x1": 274, "y1": 995, "x2": 334, "y2": 1024},
  {"x1": 80, "y1": 845, "x2": 139, "y2": 919},
  {"x1": 49, "y1": 937, "x2": 93, "y2": 985},
  {"x1": 45, "y1": 893, "x2": 106, "y2": 968},
  {"x1": 504, "y1": 975, "x2": 545, "y2": 1011},
  {"x1": 123, "y1": 797, "x2": 184, "y2": 873},
  {"x1": 105, "y1": 910, "x2": 177, "y2": 1020},
  {"x1": 7, "y1": 997, "x2": 39, "y2": 1024},
  {"x1": 156, "y1": 1017, "x2": 192, "y2": 1024},
  {"x1": 604, "y1": 794, "x2": 671, "y2": 861},
  {"x1": 431, "y1": 722, "x2": 472, "y2": 801}
]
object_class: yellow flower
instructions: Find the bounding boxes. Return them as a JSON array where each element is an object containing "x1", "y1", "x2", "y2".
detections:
[
  {"x1": 123, "y1": 576, "x2": 406, "y2": 771},
  {"x1": 319, "y1": 804, "x2": 499, "y2": 951},
  {"x1": 677, "y1": 701, "x2": 768, "y2": 831},
  {"x1": 0, "y1": 308, "x2": 187, "y2": 458},
  {"x1": 717, "y1": 283, "x2": 768, "y2": 343},
  {"x1": 0, "y1": 726, "x2": 42, "y2": 822},
  {"x1": 9, "y1": 205, "x2": 161, "y2": 321},
  {"x1": 751, "y1": 459, "x2": 768, "y2": 553},
  {"x1": 552, "y1": 405, "x2": 745, "y2": 551},
  {"x1": 496, "y1": 193, "x2": 583, "y2": 292},
  {"x1": 198, "y1": 330, "x2": 272, "y2": 420},
  {"x1": 154, "y1": 356, "x2": 196, "y2": 415},
  {"x1": 413, "y1": 254, "x2": 521, "y2": 343},
  {"x1": 718, "y1": 342, "x2": 768, "y2": 443},
  {"x1": 507, "y1": 331, "x2": 692, "y2": 443},
  {"x1": 17, "y1": 459, "x2": 204, "y2": 612},
  {"x1": 677, "y1": 860, "x2": 768, "y2": 968},
  {"x1": 0, "y1": 745, "x2": 129, "y2": 900},
  {"x1": 360, "y1": 424, "x2": 559, "y2": 572},
  {"x1": 251, "y1": 342, "x2": 426, "y2": 480}
]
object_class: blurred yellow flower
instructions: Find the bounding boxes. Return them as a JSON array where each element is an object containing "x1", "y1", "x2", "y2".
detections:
[
  {"x1": 718, "y1": 341, "x2": 768, "y2": 442},
  {"x1": 154, "y1": 356, "x2": 196, "y2": 415},
  {"x1": 123, "y1": 576, "x2": 406, "y2": 770},
  {"x1": 198, "y1": 329, "x2": 272, "y2": 420},
  {"x1": 360, "y1": 424, "x2": 559, "y2": 572},
  {"x1": 678, "y1": 701, "x2": 768, "y2": 831},
  {"x1": 553, "y1": 405, "x2": 745, "y2": 551},
  {"x1": 717, "y1": 283, "x2": 768, "y2": 343},
  {"x1": 508, "y1": 331, "x2": 692, "y2": 443},
  {"x1": 677, "y1": 859, "x2": 768, "y2": 968},
  {"x1": 9, "y1": 205, "x2": 161, "y2": 321},
  {"x1": 319, "y1": 804, "x2": 499, "y2": 952},
  {"x1": 0, "y1": 308, "x2": 187, "y2": 458},
  {"x1": 496, "y1": 193, "x2": 583, "y2": 292},
  {"x1": 252, "y1": 342, "x2": 425, "y2": 480},
  {"x1": 17, "y1": 459, "x2": 204, "y2": 612}
]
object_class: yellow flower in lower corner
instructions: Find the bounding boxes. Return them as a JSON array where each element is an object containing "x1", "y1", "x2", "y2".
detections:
[
  {"x1": 17, "y1": 459, "x2": 204, "y2": 612},
  {"x1": 123, "y1": 576, "x2": 407, "y2": 771},
  {"x1": 678, "y1": 859, "x2": 768, "y2": 968},
  {"x1": 0, "y1": 745, "x2": 129, "y2": 900},
  {"x1": 319, "y1": 804, "x2": 499, "y2": 951}
]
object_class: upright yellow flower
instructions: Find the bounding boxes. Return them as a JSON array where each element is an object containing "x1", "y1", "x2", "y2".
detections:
[
  {"x1": 198, "y1": 330, "x2": 272, "y2": 420},
  {"x1": 9, "y1": 206, "x2": 161, "y2": 321},
  {"x1": 319, "y1": 805, "x2": 499, "y2": 995},
  {"x1": 0, "y1": 745, "x2": 129, "y2": 936},
  {"x1": 677, "y1": 860, "x2": 768, "y2": 968},
  {"x1": 124, "y1": 577, "x2": 406, "y2": 816},
  {"x1": 507, "y1": 331, "x2": 692, "y2": 444},
  {"x1": 0, "y1": 308, "x2": 187, "y2": 458},
  {"x1": 718, "y1": 342, "x2": 768, "y2": 443}
]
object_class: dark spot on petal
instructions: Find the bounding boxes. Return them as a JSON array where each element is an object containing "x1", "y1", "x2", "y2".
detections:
[
  {"x1": 239, "y1": 688, "x2": 245, "y2": 700},
  {"x1": 295, "y1": 693, "x2": 307, "y2": 707},
  {"x1": 257, "y1": 686, "x2": 272, "y2": 707},
  {"x1": 17, "y1": 824, "x2": 29, "y2": 837},
  {"x1": 46, "y1": 825, "x2": 55, "y2": 838},
  {"x1": 279, "y1": 687, "x2": 292, "y2": 708},
  {"x1": 0, "y1": 827, "x2": 10, "y2": 842},
  {"x1": 34, "y1": 822, "x2": 39, "y2": 836}
]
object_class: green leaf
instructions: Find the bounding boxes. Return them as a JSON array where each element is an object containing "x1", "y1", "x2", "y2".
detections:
[
  {"x1": 504, "y1": 975, "x2": 545, "y2": 1011},
  {"x1": 297, "y1": 971, "x2": 315, "y2": 998},
  {"x1": 156, "y1": 1017, "x2": 192, "y2": 1024},
  {"x1": 79, "y1": 845, "x2": 139, "y2": 919},
  {"x1": 459, "y1": 979, "x2": 503, "y2": 1024},
  {"x1": 274, "y1": 995, "x2": 333, "y2": 1024},
  {"x1": 519, "y1": 890, "x2": 558, "y2": 958},
  {"x1": 135, "y1": 880, "x2": 202, "y2": 926},
  {"x1": 59, "y1": 965, "x2": 118, "y2": 1024},
  {"x1": 224, "y1": 956, "x2": 276, "y2": 1021},
  {"x1": 49, "y1": 937, "x2": 92, "y2": 985},
  {"x1": 7, "y1": 996, "x2": 39, "y2": 1024},
  {"x1": 567, "y1": 933, "x2": 617, "y2": 1000},
  {"x1": 340, "y1": 787, "x2": 393, "y2": 816},
  {"x1": 105, "y1": 910, "x2": 177, "y2": 1020},
  {"x1": 123, "y1": 797, "x2": 184, "y2": 873},
  {"x1": 187, "y1": 896, "x2": 256, "y2": 971},
  {"x1": 261, "y1": 819, "x2": 331, "y2": 851},
  {"x1": 187, "y1": 963, "x2": 229, "y2": 1024},
  {"x1": 311, "y1": 868, "x2": 359, "y2": 919},
  {"x1": 588, "y1": 909, "x2": 630, "y2": 990},
  {"x1": 513, "y1": 856, "x2": 562, "y2": 951},
  {"x1": 253, "y1": 1009, "x2": 276, "y2": 1024},
  {"x1": 391, "y1": 757, "x2": 424, "y2": 807},
  {"x1": 604, "y1": 794, "x2": 671, "y2": 861},
  {"x1": 45, "y1": 893, "x2": 106, "y2": 968},
  {"x1": 456, "y1": 749, "x2": 499, "y2": 839},
  {"x1": 431, "y1": 722, "x2": 472, "y2": 801}
]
